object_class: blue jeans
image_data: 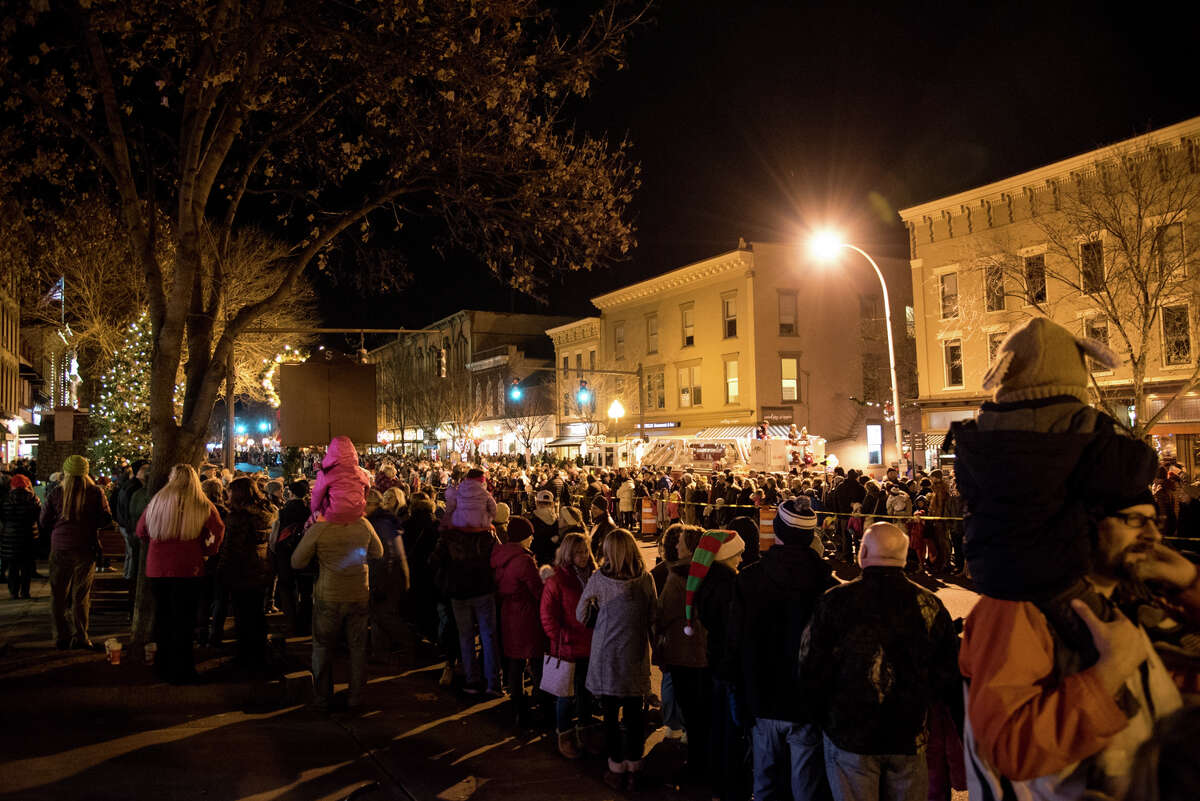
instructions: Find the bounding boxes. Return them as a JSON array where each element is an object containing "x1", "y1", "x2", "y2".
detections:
[
  {"x1": 710, "y1": 677, "x2": 750, "y2": 801},
  {"x1": 450, "y1": 594, "x2": 501, "y2": 692},
  {"x1": 661, "y1": 669, "x2": 684, "y2": 730},
  {"x1": 554, "y1": 656, "x2": 595, "y2": 732},
  {"x1": 312, "y1": 599, "x2": 369, "y2": 707},
  {"x1": 751, "y1": 719, "x2": 828, "y2": 801},
  {"x1": 823, "y1": 735, "x2": 926, "y2": 801}
]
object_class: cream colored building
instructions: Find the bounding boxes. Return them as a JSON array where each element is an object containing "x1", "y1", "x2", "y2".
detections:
[
  {"x1": 899, "y1": 116, "x2": 1200, "y2": 471},
  {"x1": 548, "y1": 242, "x2": 914, "y2": 470}
]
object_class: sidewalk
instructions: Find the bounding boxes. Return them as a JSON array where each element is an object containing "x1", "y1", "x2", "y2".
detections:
[{"x1": 0, "y1": 561, "x2": 691, "y2": 801}]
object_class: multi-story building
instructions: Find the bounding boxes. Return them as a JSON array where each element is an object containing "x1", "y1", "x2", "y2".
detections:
[
  {"x1": 0, "y1": 266, "x2": 22, "y2": 463},
  {"x1": 368, "y1": 309, "x2": 573, "y2": 456},
  {"x1": 548, "y1": 241, "x2": 915, "y2": 470},
  {"x1": 899, "y1": 116, "x2": 1200, "y2": 472}
]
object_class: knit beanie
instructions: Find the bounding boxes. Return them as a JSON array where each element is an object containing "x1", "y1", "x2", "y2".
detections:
[
  {"x1": 1102, "y1": 487, "x2": 1155, "y2": 518},
  {"x1": 62, "y1": 455, "x2": 89, "y2": 477},
  {"x1": 506, "y1": 516, "x2": 534, "y2": 544},
  {"x1": 982, "y1": 317, "x2": 1118, "y2": 405},
  {"x1": 683, "y1": 530, "x2": 745, "y2": 636},
  {"x1": 774, "y1": 498, "x2": 817, "y2": 546},
  {"x1": 494, "y1": 502, "x2": 511, "y2": 525}
]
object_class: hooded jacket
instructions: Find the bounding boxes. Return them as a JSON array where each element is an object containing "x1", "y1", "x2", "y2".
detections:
[
  {"x1": 731, "y1": 543, "x2": 835, "y2": 722},
  {"x1": 951, "y1": 397, "x2": 1157, "y2": 601},
  {"x1": 445, "y1": 477, "x2": 497, "y2": 531},
  {"x1": 218, "y1": 502, "x2": 276, "y2": 589},
  {"x1": 654, "y1": 563, "x2": 708, "y2": 669},
  {"x1": 490, "y1": 541, "x2": 546, "y2": 659},
  {"x1": 540, "y1": 564, "x2": 593, "y2": 660},
  {"x1": 310, "y1": 436, "x2": 371, "y2": 524},
  {"x1": 530, "y1": 505, "x2": 559, "y2": 566},
  {"x1": 1, "y1": 488, "x2": 40, "y2": 562},
  {"x1": 429, "y1": 527, "x2": 498, "y2": 600}
]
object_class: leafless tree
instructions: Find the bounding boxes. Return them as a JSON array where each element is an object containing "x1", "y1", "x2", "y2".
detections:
[{"x1": 503, "y1": 381, "x2": 555, "y2": 461}]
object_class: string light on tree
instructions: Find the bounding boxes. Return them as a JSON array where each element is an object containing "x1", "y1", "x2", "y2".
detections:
[
  {"x1": 259, "y1": 345, "x2": 308, "y2": 408},
  {"x1": 91, "y1": 314, "x2": 154, "y2": 475}
]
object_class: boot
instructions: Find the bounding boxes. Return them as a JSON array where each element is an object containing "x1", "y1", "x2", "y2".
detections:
[
  {"x1": 557, "y1": 730, "x2": 582, "y2": 759},
  {"x1": 438, "y1": 664, "x2": 454, "y2": 687},
  {"x1": 623, "y1": 759, "x2": 644, "y2": 792},
  {"x1": 603, "y1": 758, "x2": 626, "y2": 791}
]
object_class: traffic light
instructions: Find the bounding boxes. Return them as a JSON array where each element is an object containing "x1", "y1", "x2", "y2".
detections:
[
  {"x1": 508, "y1": 378, "x2": 523, "y2": 402},
  {"x1": 438, "y1": 348, "x2": 447, "y2": 378},
  {"x1": 577, "y1": 380, "x2": 592, "y2": 405}
]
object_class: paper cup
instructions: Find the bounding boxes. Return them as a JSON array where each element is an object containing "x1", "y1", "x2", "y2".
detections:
[
  {"x1": 105, "y1": 638, "x2": 123, "y2": 665},
  {"x1": 144, "y1": 642, "x2": 157, "y2": 666}
]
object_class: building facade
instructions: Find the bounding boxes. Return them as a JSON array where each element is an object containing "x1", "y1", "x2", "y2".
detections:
[
  {"x1": 549, "y1": 242, "x2": 914, "y2": 470},
  {"x1": 899, "y1": 116, "x2": 1200, "y2": 472},
  {"x1": 0, "y1": 267, "x2": 22, "y2": 462}
]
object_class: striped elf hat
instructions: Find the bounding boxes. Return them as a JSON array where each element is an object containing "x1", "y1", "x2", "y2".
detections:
[{"x1": 684, "y1": 529, "x2": 745, "y2": 636}]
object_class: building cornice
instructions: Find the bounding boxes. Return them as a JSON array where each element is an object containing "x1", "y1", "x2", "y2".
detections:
[
  {"x1": 546, "y1": 317, "x2": 601, "y2": 348},
  {"x1": 899, "y1": 116, "x2": 1200, "y2": 223},
  {"x1": 591, "y1": 250, "x2": 752, "y2": 310}
]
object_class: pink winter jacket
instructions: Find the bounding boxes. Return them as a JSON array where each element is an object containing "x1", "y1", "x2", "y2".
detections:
[
  {"x1": 310, "y1": 436, "x2": 371, "y2": 524},
  {"x1": 444, "y1": 477, "x2": 497, "y2": 531}
]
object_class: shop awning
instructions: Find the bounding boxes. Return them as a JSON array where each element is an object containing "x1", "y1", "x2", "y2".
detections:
[
  {"x1": 694, "y1": 425, "x2": 794, "y2": 439},
  {"x1": 545, "y1": 436, "x2": 584, "y2": 448}
]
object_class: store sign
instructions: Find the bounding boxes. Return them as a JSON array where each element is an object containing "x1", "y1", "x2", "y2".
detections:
[
  {"x1": 639, "y1": 421, "x2": 681, "y2": 430},
  {"x1": 688, "y1": 442, "x2": 727, "y2": 462},
  {"x1": 760, "y1": 406, "x2": 794, "y2": 425}
]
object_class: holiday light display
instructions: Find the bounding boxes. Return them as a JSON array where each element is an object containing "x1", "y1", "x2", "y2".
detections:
[{"x1": 259, "y1": 345, "x2": 308, "y2": 408}]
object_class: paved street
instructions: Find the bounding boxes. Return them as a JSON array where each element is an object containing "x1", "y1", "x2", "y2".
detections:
[{"x1": 0, "y1": 549, "x2": 976, "y2": 801}]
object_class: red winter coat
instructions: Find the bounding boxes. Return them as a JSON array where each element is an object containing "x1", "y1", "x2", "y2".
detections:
[
  {"x1": 490, "y1": 542, "x2": 546, "y2": 659},
  {"x1": 540, "y1": 564, "x2": 593, "y2": 661}
]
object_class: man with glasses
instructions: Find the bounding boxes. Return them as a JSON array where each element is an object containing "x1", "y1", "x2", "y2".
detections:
[{"x1": 959, "y1": 490, "x2": 1200, "y2": 801}]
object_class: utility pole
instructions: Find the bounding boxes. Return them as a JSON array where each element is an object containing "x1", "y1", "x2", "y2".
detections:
[{"x1": 225, "y1": 345, "x2": 236, "y2": 472}]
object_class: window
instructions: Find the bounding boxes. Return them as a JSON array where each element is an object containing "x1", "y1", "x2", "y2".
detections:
[
  {"x1": 944, "y1": 338, "x2": 964, "y2": 387},
  {"x1": 678, "y1": 365, "x2": 702, "y2": 407},
  {"x1": 939, "y1": 273, "x2": 958, "y2": 319},
  {"x1": 905, "y1": 305, "x2": 915, "y2": 338},
  {"x1": 1152, "y1": 223, "x2": 1184, "y2": 279},
  {"x1": 561, "y1": 355, "x2": 569, "y2": 376},
  {"x1": 1081, "y1": 240, "x2": 1104, "y2": 294},
  {"x1": 681, "y1": 305, "x2": 695, "y2": 347},
  {"x1": 562, "y1": 393, "x2": 571, "y2": 416},
  {"x1": 575, "y1": 352, "x2": 583, "y2": 377},
  {"x1": 1162, "y1": 305, "x2": 1192, "y2": 366},
  {"x1": 646, "y1": 370, "x2": 665, "y2": 410},
  {"x1": 722, "y1": 296, "x2": 737, "y2": 338},
  {"x1": 985, "y1": 265, "x2": 1005, "y2": 312},
  {"x1": 866, "y1": 424, "x2": 883, "y2": 466},
  {"x1": 779, "y1": 292, "x2": 798, "y2": 335},
  {"x1": 1024, "y1": 254, "x2": 1047, "y2": 304},
  {"x1": 646, "y1": 314, "x2": 658, "y2": 354},
  {"x1": 613, "y1": 322, "x2": 625, "y2": 360},
  {"x1": 781, "y1": 357, "x2": 799, "y2": 402},
  {"x1": 589, "y1": 350, "x2": 596, "y2": 373},
  {"x1": 1084, "y1": 317, "x2": 1110, "y2": 371},
  {"x1": 987, "y1": 331, "x2": 1006, "y2": 364},
  {"x1": 724, "y1": 359, "x2": 739, "y2": 404}
]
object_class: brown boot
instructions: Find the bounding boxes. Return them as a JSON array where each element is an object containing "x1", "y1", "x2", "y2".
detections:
[{"x1": 557, "y1": 730, "x2": 582, "y2": 759}]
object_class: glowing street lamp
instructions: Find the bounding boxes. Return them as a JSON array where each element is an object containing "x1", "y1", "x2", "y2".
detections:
[
  {"x1": 808, "y1": 229, "x2": 906, "y2": 473},
  {"x1": 608, "y1": 398, "x2": 625, "y2": 439}
]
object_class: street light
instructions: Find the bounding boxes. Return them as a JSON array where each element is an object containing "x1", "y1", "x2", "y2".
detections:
[
  {"x1": 608, "y1": 398, "x2": 625, "y2": 440},
  {"x1": 808, "y1": 229, "x2": 906, "y2": 473}
]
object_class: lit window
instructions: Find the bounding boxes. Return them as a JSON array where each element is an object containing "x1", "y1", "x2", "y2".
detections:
[
  {"x1": 1162, "y1": 305, "x2": 1192, "y2": 366},
  {"x1": 940, "y1": 273, "x2": 958, "y2": 319},
  {"x1": 867, "y1": 424, "x2": 883, "y2": 466},
  {"x1": 1024, "y1": 254, "x2": 1047, "y2": 304},
  {"x1": 944, "y1": 338, "x2": 964, "y2": 387},
  {"x1": 646, "y1": 315, "x2": 658, "y2": 354},
  {"x1": 781, "y1": 357, "x2": 799, "y2": 401},
  {"x1": 985, "y1": 265, "x2": 1005, "y2": 312},
  {"x1": 646, "y1": 370, "x2": 665, "y2": 410},
  {"x1": 678, "y1": 365, "x2": 702, "y2": 407},
  {"x1": 904, "y1": 305, "x2": 915, "y2": 338},
  {"x1": 779, "y1": 292, "x2": 798, "y2": 335},
  {"x1": 723, "y1": 296, "x2": 737, "y2": 338},
  {"x1": 681, "y1": 305, "x2": 695, "y2": 347},
  {"x1": 613, "y1": 322, "x2": 625, "y2": 360},
  {"x1": 1081, "y1": 240, "x2": 1104, "y2": 294},
  {"x1": 725, "y1": 359, "x2": 739, "y2": 404}
]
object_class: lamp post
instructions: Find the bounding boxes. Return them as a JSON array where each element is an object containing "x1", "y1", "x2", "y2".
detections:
[
  {"x1": 810, "y1": 231, "x2": 906, "y2": 473},
  {"x1": 608, "y1": 398, "x2": 625, "y2": 441}
]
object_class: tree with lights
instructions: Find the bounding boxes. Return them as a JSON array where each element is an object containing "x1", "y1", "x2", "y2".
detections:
[{"x1": 90, "y1": 314, "x2": 154, "y2": 477}]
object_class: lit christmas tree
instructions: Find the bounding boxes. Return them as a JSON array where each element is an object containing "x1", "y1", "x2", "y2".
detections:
[{"x1": 91, "y1": 313, "x2": 154, "y2": 476}]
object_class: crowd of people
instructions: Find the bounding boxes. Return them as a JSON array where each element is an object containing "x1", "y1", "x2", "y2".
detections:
[{"x1": 2, "y1": 318, "x2": 1200, "y2": 800}]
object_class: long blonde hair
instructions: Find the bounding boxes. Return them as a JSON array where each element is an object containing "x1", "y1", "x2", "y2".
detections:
[
  {"x1": 59, "y1": 473, "x2": 95, "y2": 521},
  {"x1": 601, "y1": 528, "x2": 646, "y2": 580},
  {"x1": 143, "y1": 464, "x2": 212, "y2": 541}
]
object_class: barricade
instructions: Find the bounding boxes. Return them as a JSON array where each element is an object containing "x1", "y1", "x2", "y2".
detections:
[
  {"x1": 640, "y1": 497, "x2": 658, "y2": 538},
  {"x1": 758, "y1": 505, "x2": 776, "y2": 552}
]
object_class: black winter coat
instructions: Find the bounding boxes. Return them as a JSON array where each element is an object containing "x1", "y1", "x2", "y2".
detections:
[
  {"x1": 693, "y1": 561, "x2": 737, "y2": 680},
  {"x1": 0, "y1": 489, "x2": 41, "y2": 562},
  {"x1": 730, "y1": 543, "x2": 835, "y2": 722},
  {"x1": 429, "y1": 528, "x2": 498, "y2": 599},
  {"x1": 217, "y1": 503, "x2": 276, "y2": 589},
  {"x1": 799, "y1": 567, "x2": 960, "y2": 755}
]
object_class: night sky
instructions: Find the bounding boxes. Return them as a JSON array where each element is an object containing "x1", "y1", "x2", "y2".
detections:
[{"x1": 318, "y1": 0, "x2": 1200, "y2": 349}]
